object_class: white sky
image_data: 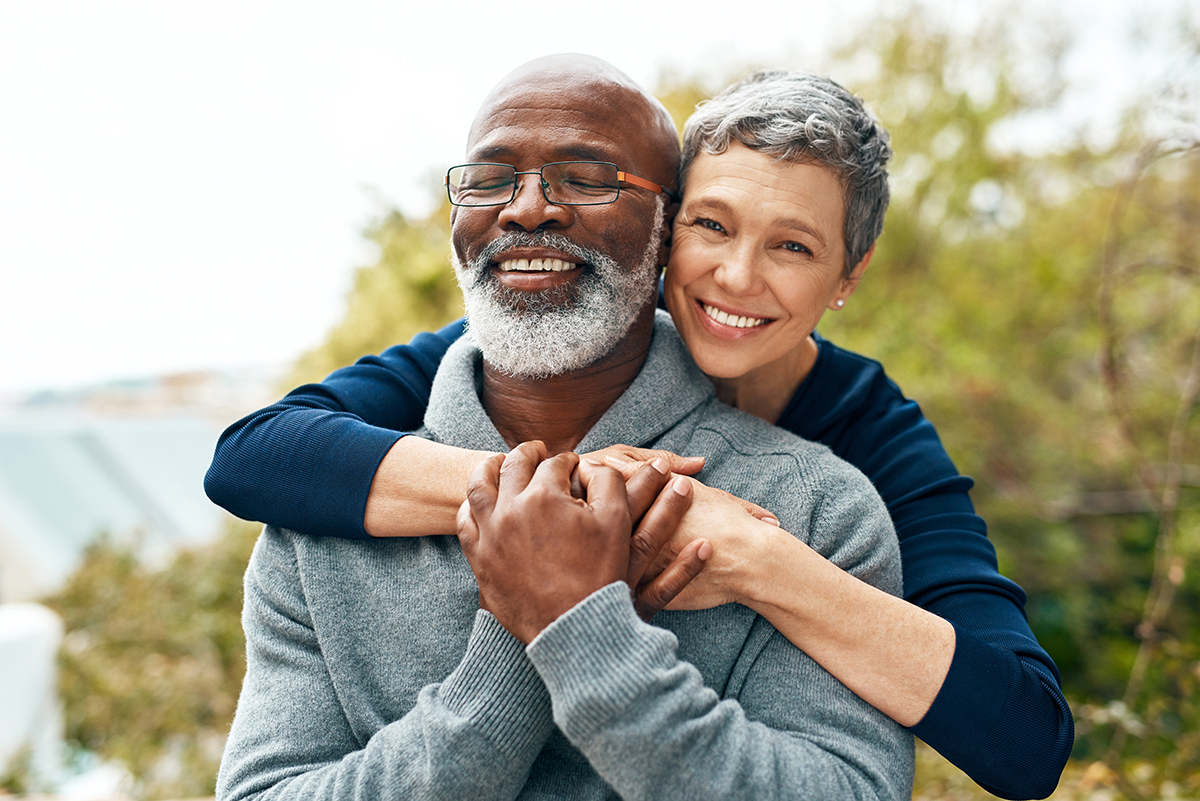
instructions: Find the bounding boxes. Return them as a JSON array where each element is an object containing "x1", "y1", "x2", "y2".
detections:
[{"x1": 0, "y1": 0, "x2": 1193, "y2": 397}]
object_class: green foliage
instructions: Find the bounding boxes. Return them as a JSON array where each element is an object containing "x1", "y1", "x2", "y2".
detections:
[
  {"x1": 0, "y1": 745, "x2": 33, "y2": 795},
  {"x1": 288, "y1": 200, "x2": 462, "y2": 386},
  {"x1": 810, "y1": 5, "x2": 1200, "y2": 791},
  {"x1": 46, "y1": 519, "x2": 260, "y2": 800}
]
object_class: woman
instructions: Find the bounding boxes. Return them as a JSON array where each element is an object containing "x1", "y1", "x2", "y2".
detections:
[{"x1": 206, "y1": 71, "x2": 1072, "y2": 798}]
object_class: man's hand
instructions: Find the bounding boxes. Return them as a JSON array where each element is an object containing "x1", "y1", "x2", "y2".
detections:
[
  {"x1": 621, "y1": 462, "x2": 710, "y2": 621},
  {"x1": 457, "y1": 441, "x2": 634, "y2": 643}
]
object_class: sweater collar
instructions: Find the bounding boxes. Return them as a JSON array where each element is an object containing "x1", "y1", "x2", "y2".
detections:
[{"x1": 423, "y1": 310, "x2": 714, "y2": 453}]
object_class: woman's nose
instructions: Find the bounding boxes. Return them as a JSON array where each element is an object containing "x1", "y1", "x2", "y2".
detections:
[{"x1": 713, "y1": 246, "x2": 761, "y2": 295}]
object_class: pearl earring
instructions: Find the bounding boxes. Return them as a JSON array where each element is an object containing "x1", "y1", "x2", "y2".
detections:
[{"x1": 835, "y1": 299, "x2": 846, "y2": 309}]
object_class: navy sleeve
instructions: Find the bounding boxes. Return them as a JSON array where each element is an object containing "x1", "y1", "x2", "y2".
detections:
[
  {"x1": 204, "y1": 319, "x2": 467, "y2": 539},
  {"x1": 780, "y1": 336, "x2": 1073, "y2": 800}
]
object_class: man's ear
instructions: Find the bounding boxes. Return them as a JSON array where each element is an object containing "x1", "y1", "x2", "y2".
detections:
[{"x1": 658, "y1": 198, "x2": 680, "y2": 267}]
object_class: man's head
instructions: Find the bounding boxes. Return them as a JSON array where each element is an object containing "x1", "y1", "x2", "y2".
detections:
[{"x1": 449, "y1": 54, "x2": 680, "y2": 379}]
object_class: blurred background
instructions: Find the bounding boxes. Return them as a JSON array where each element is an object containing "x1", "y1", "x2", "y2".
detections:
[{"x1": 0, "y1": 0, "x2": 1197, "y2": 798}]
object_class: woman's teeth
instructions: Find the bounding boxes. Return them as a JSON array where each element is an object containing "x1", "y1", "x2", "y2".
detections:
[
  {"x1": 497, "y1": 258, "x2": 575, "y2": 272},
  {"x1": 702, "y1": 303, "x2": 769, "y2": 329}
]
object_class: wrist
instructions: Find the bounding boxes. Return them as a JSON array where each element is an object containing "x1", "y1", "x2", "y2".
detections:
[{"x1": 738, "y1": 528, "x2": 819, "y2": 613}]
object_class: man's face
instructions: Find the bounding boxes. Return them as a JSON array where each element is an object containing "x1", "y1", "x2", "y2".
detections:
[{"x1": 450, "y1": 79, "x2": 672, "y2": 378}]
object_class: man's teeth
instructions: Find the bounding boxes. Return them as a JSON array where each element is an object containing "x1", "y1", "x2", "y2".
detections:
[
  {"x1": 497, "y1": 258, "x2": 576, "y2": 272},
  {"x1": 702, "y1": 303, "x2": 769, "y2": 329}
]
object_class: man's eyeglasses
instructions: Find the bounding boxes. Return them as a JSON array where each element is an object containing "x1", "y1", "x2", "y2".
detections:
[{"x1": 445, "y1": 161, "x2": 674, "y2": 207}]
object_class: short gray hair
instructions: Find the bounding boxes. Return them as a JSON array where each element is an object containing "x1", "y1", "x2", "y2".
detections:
[{"x1": 681, "y1": 71, "x2": 891, "y2": 275}]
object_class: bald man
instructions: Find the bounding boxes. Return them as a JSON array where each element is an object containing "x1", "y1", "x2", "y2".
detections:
[{"x1": 216, "y1": 55, "x2": 912, "y2": 801}]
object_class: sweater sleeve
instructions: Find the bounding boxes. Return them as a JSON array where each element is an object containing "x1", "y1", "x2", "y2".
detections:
[
  {"x1": 215, "y1": 526, "x2": 553, "y2": 801},
  {"x1": 788, "y1": 338, "x2": 1073, "y2": 799},
  {"x1": 528, "y1": 583, "x2": 913, "y2": 801},
  {"x1": 203, "y1": 319, "x2": 466, "y2": 539}
]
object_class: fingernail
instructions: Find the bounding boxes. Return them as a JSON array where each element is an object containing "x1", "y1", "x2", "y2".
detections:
[
  {"x1": 763, "y1": 516, "x2": 780, "y2": 527},
  {"x1": 697, "y1": 541, "x2": 712, "y2": 560},
  {"x1": 671, "y1": 476, "x2": 691, "y2": 496},
  {"x1": 650, "y1": 457, "x2": 669, "y2": 474},
  {"x1": 604, "y1": 454, "x2": 633, "y2": 466}
]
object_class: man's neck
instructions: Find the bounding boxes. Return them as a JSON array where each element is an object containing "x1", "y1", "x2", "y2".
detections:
[{"x1": 481, "y1": 308, "x2": 655, "y2": 454}]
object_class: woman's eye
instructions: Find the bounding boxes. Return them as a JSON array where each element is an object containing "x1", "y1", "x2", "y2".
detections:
[
  {"x1": 782, "y1": 241, "x2": 812, "y2": 255},
  {"x1": 696, "y1": 218, "x2": 725, "y2": 233}
]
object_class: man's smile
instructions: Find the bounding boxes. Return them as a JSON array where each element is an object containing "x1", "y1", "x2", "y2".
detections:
[{"x1": 496, "y1": 257, "x2": 578, "y2": 273}]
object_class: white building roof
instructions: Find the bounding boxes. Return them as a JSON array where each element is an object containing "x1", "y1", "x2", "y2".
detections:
[{"x1": 0, "y1": 414, "x2": 224, "y2": 602}]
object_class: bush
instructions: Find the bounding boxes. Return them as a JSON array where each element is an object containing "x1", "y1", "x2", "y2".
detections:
[{"x1": 47, "y1": 519, "x2": 259, "y2": 800}]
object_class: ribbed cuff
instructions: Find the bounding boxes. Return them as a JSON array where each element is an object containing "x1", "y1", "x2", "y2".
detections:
[
  {"x1": 439, "y1": 609, "x2": 554, "y2": 761},
  {"x1": 527, "y1": 582, "x2": 677, "y2": 739},
  {"x1": 910, "y1": 625, "x2": 1011, "y2": 741}
]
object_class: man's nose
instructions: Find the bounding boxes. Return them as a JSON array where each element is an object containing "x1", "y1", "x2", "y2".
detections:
[{"x1": 497, "y1": 173, "x2": 573, "y2": 232}]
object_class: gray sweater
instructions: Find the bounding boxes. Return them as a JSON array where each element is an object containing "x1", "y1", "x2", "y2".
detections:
[{"x1": 217, "y1": 313, "x2": 914, "y2": 801}]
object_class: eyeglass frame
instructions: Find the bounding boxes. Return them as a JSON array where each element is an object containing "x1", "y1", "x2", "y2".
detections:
[{"x1": 444, "y1": 161, "x2": 678, "y2": 208}]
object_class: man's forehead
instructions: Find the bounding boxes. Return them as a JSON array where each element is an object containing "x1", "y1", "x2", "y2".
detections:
[
  {"x1": 466, "y1": 105, "x2": 635, "y2": 163},
  {"x1": 463, "y1": 54, "x2": 680, "y2": 186},
  {"x1": 467, "y1": 79, "x2": 644, "y2": 154}
]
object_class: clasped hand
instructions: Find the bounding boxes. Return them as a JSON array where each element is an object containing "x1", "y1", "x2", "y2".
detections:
[{"x1": 456, "y1": 441, "x2": 710, "y2": 643}]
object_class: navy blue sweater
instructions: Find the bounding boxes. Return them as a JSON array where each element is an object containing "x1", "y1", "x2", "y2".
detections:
[{"x1": 205, "y1": 318, "x2": 1073, "y2": 799}]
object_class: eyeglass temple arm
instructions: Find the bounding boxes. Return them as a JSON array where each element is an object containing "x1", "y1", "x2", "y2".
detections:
[{"x1": 617, "y1": 171, "x2": 678, "y2": 200}]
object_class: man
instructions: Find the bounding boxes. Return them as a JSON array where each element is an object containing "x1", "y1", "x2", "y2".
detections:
[{"x1": 217, "y1": 54, "x2": 913, "y2": 801}]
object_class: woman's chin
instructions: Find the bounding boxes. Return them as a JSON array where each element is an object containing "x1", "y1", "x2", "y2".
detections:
[{"x1": 689, "y1": 348, "x2": 757, "y2": 381}]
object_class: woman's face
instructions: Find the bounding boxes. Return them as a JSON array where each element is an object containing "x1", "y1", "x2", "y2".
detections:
[{"x1": 665, "y1": 143, "x2": 869, "y2": 381}]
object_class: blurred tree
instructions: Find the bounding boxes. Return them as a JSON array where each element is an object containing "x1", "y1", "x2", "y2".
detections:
[
  {"x1": 48, "y1": 519, "x2": 260, "y2": 800},
  {"x1": 287, "y1": 199, "x2": 461, "y2": 387},
  {"x1": 812, "y1": 6, "x2": 1200, "y2": 795}
]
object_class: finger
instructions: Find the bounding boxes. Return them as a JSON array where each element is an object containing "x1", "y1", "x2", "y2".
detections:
[
  {"x1": 455, "y1": 498, "x2": 480, "y2": 552},
  {"x1": 633, "y1": 538, "x2": 711, "y2": 622},
  {"x1": 732, "y1": 494, "x2": 779, "y2": 526},
  {"x1": 497, "y1": 440, "x2": 546, "y2": 496},
  {"x1": 599, "y1": 454, "x2": 643, "y2": 480},
  {"x1": 623, "y1": 458, "x2": 671, "y2": 522},
  {"x1": 627, "y1": 475, "x2": 692, "y2": 586},
  {"x1": 530, "y1": 451, "x2": 581, "y2": 495},
  {"x1": 607, "y1": 448, "x2": 706, "y2": 476},
  {"x1": 704, "y1": 482, "x2": 779, "y2": 526},
  {"x1": 465, "y1": 452, "x2": 505, "y2": 521},
  {"x1": 576, "y1": 460, "x2": 632, "y2": 532}
]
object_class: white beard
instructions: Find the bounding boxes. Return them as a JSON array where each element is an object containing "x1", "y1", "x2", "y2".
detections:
[{"x1": 452, "y1": 198, "x2": 664, "y2": 379}]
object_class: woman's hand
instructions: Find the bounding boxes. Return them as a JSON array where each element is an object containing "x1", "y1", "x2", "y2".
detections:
[
  {"x1": 588, "y1": 448, "x2": 778, "y2": 525},
  {"x1": 581, "y1": 445, "x2": 706, "y2": 479},
  {"x1": 656, "y1": 477, "x2": 787, "y2": 611}
]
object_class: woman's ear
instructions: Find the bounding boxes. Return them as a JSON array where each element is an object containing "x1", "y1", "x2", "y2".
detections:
[{"x1": 829, "y1": 244, "x2": 875, "y2": 310}]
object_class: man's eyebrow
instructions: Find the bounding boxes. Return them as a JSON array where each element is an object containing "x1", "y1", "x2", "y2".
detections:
[{"x1": 555, "y1": 144, "x2": 613, "y2": 163}]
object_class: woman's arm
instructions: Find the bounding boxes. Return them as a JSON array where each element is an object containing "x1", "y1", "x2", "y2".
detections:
[
  {"x1": 607, "y1": 334, "x2": 1072, "y2": 799},
  {"x1": 204, "y1": 321, "x2": 467, "y2": 538},
  {"x1": 617, "y1": 473, "x2": 953, "y2": 727},
  {"x1": 206, "y1": 318, "x2": 710, "y2": 539},
  {"x1": 785, "y1": 337, "x2": 1073, "y2": 799}
]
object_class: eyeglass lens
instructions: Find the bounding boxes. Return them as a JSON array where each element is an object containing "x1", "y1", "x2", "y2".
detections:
[{"x1": 447, "y1": 162, "x2": 622, "y2": 206}]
